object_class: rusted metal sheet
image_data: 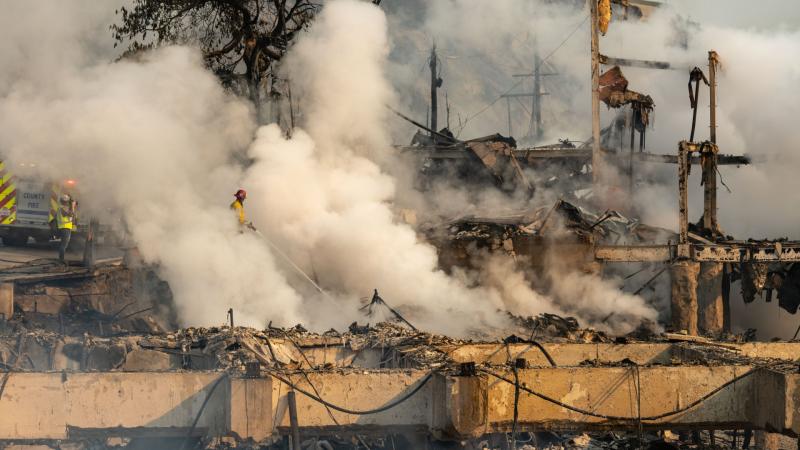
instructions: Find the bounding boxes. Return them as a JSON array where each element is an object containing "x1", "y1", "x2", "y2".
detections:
[
  {"x1": 599, "y1": 66, "x2": 628, "y2": 103},
  {"x1": 599, "y1": 66, "x2": 654, "y2": 112},
  {"x1": 465, "y1": 140, "x2": 532, "y2": 193}
]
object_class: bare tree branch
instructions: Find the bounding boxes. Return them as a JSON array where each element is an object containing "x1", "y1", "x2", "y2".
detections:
[{"x1": 111, "y1": 0, "x2": 320, "y2": 115}]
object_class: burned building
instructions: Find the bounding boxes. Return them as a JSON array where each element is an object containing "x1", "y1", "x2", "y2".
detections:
[{"x1": 0, "y1": 1, "x2": 799, "y2": 450}]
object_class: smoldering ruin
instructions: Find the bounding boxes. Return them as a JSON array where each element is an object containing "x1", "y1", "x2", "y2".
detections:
[{"x1": 0, "y1": 0, "x2": 800, "y2": 449}]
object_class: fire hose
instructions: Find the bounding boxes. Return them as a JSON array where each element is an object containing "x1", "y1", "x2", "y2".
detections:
[{"x1": 252, "y1": 229, "x2": 332, "y2": 300}]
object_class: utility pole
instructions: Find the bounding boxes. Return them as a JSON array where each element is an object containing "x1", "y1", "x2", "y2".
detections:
[
  {"x1": 532, "y1": 49, "x2": 543, "y2": 140},
  {"x1": 429, "y1": 44, "x2": 440, "y2": 139},
  {"x1": 510, "y1": 52, "x2": 555, "y2": 142},
  {"x1": 590, "y1": 0, "x2": 603, "y2": 191}
]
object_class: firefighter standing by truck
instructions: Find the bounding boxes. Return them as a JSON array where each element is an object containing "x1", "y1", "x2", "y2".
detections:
[{"x1": 54, "y1": 194, "x2": 76, "y2": 261}]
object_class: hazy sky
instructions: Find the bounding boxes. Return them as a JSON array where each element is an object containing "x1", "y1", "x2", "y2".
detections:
[{"x1": 667, "y1": 0, "x2": 800, "y2": 31}]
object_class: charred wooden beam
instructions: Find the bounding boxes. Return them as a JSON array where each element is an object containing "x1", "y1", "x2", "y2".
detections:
[
  {"x1": 632, "y1": 152, "x2": 750, "y2": 165},
  {"x1": 599, "y1": 54, "x2": 674, "y2": 70},
  {"x1": 595, "y1": 243, "x2": 800, "y2": 263},
  {"x1": 397, "y1": 146, "x2": 750, "y2": 165},
  {"x1": 611, "y1": 0, "x2": 663, "y2": 7}
]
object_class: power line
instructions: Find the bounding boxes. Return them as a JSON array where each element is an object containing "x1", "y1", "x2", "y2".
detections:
[
  {"x1": 540, "y1": 14, "x2": 590, "y2": 64},
  {"x1": 481, "y1": 367, "x2": 757, "y2": 421},
  {"x1": 455, "y1": 78, "x2": 524, "y2": 137},
  {"x1": 268, "y1": 369, "x2": 435, "y2": 415},
  {"x1": 455, "y1": 14, "x2": 589, "y2": 136}
]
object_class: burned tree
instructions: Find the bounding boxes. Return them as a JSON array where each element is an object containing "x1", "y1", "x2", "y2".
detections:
[{"x1": 111, "y1": 0, "x2": 320, "y2": 121}]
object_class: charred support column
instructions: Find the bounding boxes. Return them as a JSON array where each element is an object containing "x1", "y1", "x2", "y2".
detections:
[
  {"x1": 700, "y1": 50, "x2": 727, "y2": 334},
  {"x1": 676, "y1": 141, "x2": 724, "y2": 335},
  {"x1": 677, "y1": 142, "x2": 690, "y2": 257},
  {"x1": 698, "y1": 262, "x2": 724, "y2": 335},
  {"x1": 696, "y1": 141, "x2": 725, "y2": 335},
  {"x1": 672, "y1": 141, "x2": 699, "y2": 335},
  {"x1": 703, "y1": 51, "x2": 719, "y2": 233},
  {"x1": 670, "y1": 260, "x2": 699, "y2": 335}
]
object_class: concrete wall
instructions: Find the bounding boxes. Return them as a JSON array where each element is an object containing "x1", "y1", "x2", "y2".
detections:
[
  {"x1": 446, "y1": 366, "x2": 755, "y2": 437},
  {"x1": 0, "y1": 372, "x2": 229, "y2": 440},
  {"x1": 271, "y1": 371, "x2": 433, "y2": 431},
  {"x1": 0, "y1": 366, "x2": 798, "y2": 442}
]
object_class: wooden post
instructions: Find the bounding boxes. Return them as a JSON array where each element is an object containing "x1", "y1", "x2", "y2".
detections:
[
  {"x1": 288, "y1": 391, "x2": 301, "y2": 450},
  {"x1": 590, "y1": 0, "x2": 603, "y2": 191}
]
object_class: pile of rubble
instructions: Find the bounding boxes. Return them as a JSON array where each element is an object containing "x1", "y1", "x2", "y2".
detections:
[
  {"x1": 435, "y1": 199, "x2": 672, "y2": 248},
  {"x1": 514, "y1": 430, "x2": 746, "y2": 450},
  {"x1": 0, "y1": 313, "x2": 675, "y2": 374}
]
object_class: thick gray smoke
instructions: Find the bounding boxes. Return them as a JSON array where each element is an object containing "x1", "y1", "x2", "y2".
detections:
[
  {"x1": 0, "y1": 0, "x2": 303, "y2": 328},
  {"x1": 0, "y1": 0, "x2": 664, "y2": 336},
  {"x1": 593, "y1": 4, "x2": 800, "y2": 241},
  {"x1": 240, "y1": 0, "x2": 658, "y2": 334},
  {"x1": 380, "y1": 0, "x2": 800, "y2": 336},
  {"x1": 385, "y1": 0, "x2": 592, "y2": 144},
  {"x1": 384, "y1": 0, "x2": 800, "y2": 236}
]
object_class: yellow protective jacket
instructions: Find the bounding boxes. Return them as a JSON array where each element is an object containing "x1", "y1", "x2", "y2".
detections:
[
  {"x1": 598, "y1": 0, "x2": 611, "y2": 35},
  {"x1": 230, "y1": 199, "x2": 245, "y2": 225},
  {"x1": 56, "y1": 206, "x2": 75, "y2": 230}
]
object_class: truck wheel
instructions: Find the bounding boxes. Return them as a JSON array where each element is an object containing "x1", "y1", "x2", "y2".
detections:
[{"x1": 3, "y1": 234, "x2": 29, "y2": 246}]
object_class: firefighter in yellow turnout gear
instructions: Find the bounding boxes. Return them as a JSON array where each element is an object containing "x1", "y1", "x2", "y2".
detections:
[
  {"x1": 231, "y1": 189, "x2": 255, "y2": 231},
  {"x1": 55, "y1": 194, "x2": 77, "y2": 262}
]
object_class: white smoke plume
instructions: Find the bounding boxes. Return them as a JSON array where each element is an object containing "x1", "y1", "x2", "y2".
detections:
[
  {"x1": 240, "y1": 0, "x2": 659, "y2": 335},
  {"x1": 0, "y1": 1, "x2": 303, "y2": 328},
  {"x1": 384, "y1": 0, "x2": 592, "y2": 145},
  {"x1": 0, "y1": 0, "x2": 664, "y2": 336},
  {"x1": 242, "y1": 0, "x2": 516, "y2": 335},
  {"x1": 380, "y1": 0, "x2": 800, "y2": 336}
]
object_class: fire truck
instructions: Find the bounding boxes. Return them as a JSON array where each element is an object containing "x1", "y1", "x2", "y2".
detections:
[{"x1": 0, "y1": 160, "x2": 119, "y2": 247}]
